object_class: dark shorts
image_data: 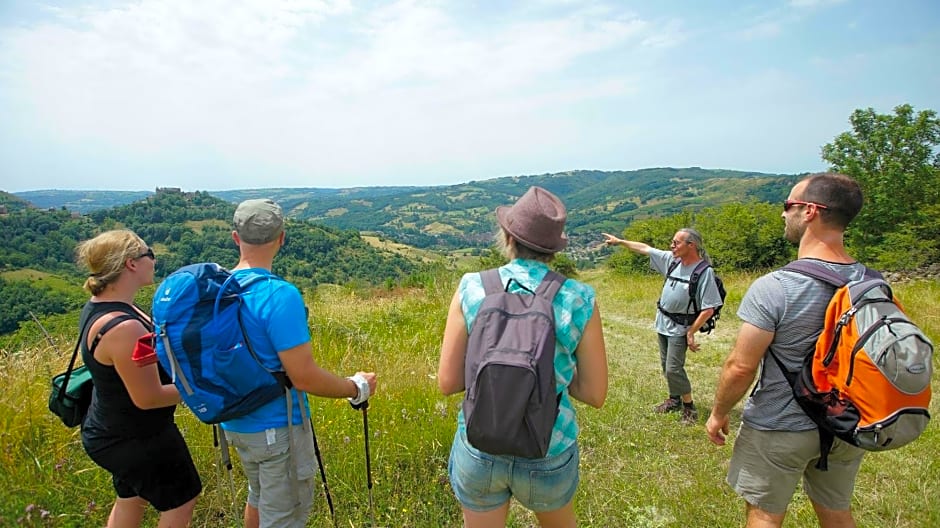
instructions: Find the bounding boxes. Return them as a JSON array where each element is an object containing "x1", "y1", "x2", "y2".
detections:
[{"x1": 83, "y1": 424, "x2": 202, "y2": 511}]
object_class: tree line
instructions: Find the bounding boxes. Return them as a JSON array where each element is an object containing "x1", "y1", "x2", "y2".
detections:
[
  {"x1": 605, "y1": 104, "x2": 940, "y2": 274},
  {"x1": 0, "y1": 191, "x2": 416, "y2": 334}
]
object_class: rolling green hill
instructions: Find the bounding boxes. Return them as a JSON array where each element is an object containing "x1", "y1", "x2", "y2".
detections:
[
  {"x1": 10, "y1": 167, "x2": 802, "y2": 252},
  {"x1": 0, "y1": 190, "x2": 417, "y2": 335},
  {"x1": 13, "y1": 189, "x2": 153, "y2": 213}
]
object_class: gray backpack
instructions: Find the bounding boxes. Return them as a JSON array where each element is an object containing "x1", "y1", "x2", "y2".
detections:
[{"x1": 463, "y1": 268, "x2": 565, "y2": 458}]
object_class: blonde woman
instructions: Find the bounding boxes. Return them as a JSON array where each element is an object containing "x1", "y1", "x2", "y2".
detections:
[
  {"x1": 439, "y1": 187, "x2": 608, "y2": 528},
  {"x1": 76, "y1": 230, "x2": 201, "y2": 527}
]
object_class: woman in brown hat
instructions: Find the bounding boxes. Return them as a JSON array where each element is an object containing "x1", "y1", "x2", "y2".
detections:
[{"x1": 438, "y1": 186, "x2": 609, "y2": 527}]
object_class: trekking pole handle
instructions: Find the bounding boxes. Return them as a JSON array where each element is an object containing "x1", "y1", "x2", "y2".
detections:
[{"x1": 347, "y1": 374, "x2": 371, "y2": 407}]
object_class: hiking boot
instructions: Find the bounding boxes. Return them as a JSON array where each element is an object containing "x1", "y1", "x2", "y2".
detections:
[
  {"x1": 653, "y1": 397, "x2": 682, "y2": 414},
  {"x1": 680, "y1": 404, "x2": 699, "y2": 425}
]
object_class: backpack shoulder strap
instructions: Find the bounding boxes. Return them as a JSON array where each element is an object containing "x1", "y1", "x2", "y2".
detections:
[
  {"x1": 781, "y1": 260, "x2": 849, "y2": 288},
  {"x1": 88, "y1": 313, "x2": 138, "y2": 353},
  {"x1": 479, "y1": 269, "x2": 505, "y2": 295},
  {"x1": 534, "y1": 271, "x2": 566, "y2": 301},
  {"x1": 688, "y1": 260, "x2": 711, "y2": 296},
  {"x1": 666, "y1": 258, "x2": 680, "y2": 277},
  {"x1": 58, "y1": 312, "x2": 138, "y2": 403},
  {"x1": 690, "y1": 260, "x2": 711, "y2": 279},
  {"x1": 238, "y1": 272, "x2": 288, "y2": 290}
]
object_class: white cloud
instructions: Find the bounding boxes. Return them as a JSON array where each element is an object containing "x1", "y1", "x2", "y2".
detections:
[
  {"x1": 1, "y1": 0, "x2": 665, "y2": 187},
  {"x1": 1, "y1": 0, "x2": 936, "y2": 191}
]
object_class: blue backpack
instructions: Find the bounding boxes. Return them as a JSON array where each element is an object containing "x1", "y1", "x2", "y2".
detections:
[{"x1": 152, "y1": 263, "x2": 288, "y2": 424}]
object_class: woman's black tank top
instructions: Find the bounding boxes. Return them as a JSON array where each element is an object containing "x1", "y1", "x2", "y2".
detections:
[{"x1": 79, "y1": 301, "x2": 175, "y2": 439}]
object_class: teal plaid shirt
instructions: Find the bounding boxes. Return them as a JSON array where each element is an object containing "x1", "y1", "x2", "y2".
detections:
[{"x1": 455, "y1": 258, "x2": 597, "y2": 457}]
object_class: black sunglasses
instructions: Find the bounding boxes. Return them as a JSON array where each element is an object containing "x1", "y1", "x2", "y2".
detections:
[
  {"x1": 783, "y1": 199, "x2": 829, "y2": 212},
  {"x1": 135, "y1": 248, "x2": 155, "y2": 260}
]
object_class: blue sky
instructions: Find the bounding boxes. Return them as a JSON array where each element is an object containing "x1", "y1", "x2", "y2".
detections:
[{"x1": 1, "y1": 0, "x2": 938, "y2": 192}]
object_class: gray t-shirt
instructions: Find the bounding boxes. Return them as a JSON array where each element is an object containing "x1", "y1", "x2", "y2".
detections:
[
  {"x1": 737, "y1": 259, "x2": 868, "y2": 431},
  {"x1": 649, "y1": 249, "x2": 723, "y2": 336}
]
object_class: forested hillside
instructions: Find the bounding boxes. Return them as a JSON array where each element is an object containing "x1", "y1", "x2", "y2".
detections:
[
  {"x1": 13, "y1": 189, "x2": 153, "y2": 213},
  {"x1": 0, "y1": 190, "x2": 416, "y2": 334},
  {"x1": 234, "y1": 167, "x2": 801, "y2": 251},
  {"x1": 11, "y1": 167, "x2": 803, "y2": 251}
]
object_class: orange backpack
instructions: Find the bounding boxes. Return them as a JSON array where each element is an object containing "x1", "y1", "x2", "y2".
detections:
[{"x1": 771, "y1": 260, "x2": 933, "y2": 470}]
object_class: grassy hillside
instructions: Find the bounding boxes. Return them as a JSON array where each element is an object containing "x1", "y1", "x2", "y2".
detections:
[{"x1": 2, "y1": 268, "x2": 937, "y2": 527}]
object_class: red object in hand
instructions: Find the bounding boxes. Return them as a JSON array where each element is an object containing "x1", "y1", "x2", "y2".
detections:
[{"x1": 132, "y1": 332, "x2": 158, "y2": 366}]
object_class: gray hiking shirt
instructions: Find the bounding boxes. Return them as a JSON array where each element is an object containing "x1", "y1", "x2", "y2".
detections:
[
  {"x1": 737, "y1": 259, "x2": 868, "y2": 431},
  {"x1": 649, "y1": 249, "x2": 723, "y2": 337}
]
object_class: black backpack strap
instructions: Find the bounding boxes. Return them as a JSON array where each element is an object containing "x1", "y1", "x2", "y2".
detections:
[
  {"x1": 668, "y1": 259, "x2": 679, "y2": 274},
  {"x1": 57, "y1": 312, "x2": 137, "y2": 403},
  {"x1": 767, "y1": 346, "x2": 834, "y2": 470},
  {"x1": 534, "y1": 271, "x2": 565, "y2": 301},
  {"x1": 687, "y1": 260, "x2": 711, "y2": 313},
  {"x1": 480, "y1": 269, "x2": 505, "y2": 295},
  {"x1": 88, "y1": 314, "x2": 138, "y2": 352}
]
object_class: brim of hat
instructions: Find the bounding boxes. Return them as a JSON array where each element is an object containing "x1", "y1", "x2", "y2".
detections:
[{"x1": 496, "y1": 205, "x2": 568, "y2": 253}]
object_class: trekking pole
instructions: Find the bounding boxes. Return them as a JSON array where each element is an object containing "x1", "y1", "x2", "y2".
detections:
[
  {"x1": 352, "y1": 400, "x2": 376, "y2": 528},
  {"x1": 213, "y1": 425, "x2": 239, "y2": 520},
  {"x1": 309, "y1": 418, "x2": 337, "y2": 527}
]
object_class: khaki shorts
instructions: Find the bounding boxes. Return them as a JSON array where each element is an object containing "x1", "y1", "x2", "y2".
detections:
[
  {"x1": 728, "y1": 424, "x2": 864, "y2": 514},
  {"x1": 225, "y1": 425, "x2": 318, "y2": 528}
]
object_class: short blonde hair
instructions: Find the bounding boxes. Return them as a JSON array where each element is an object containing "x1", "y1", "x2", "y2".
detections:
[{"x1": 76, "y1": 229, "x2": 146, "y2": 295}]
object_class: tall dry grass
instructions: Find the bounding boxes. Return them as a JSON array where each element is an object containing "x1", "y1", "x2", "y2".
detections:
[{"x1": 1, "y1": 270, "x2": 937, "y2": 527}]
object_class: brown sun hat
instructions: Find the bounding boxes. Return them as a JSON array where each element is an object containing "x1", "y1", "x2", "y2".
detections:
[{"x1": 496, "y1": 186, "x2": 568, "y2": 253}]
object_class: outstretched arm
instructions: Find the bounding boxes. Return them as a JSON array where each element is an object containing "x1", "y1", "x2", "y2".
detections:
[{"x1": 602, "y1": 233, "x2": 653, "y2": 255}]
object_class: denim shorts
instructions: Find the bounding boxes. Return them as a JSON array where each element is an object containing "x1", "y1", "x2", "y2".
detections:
[{"x1": 448, "y1": 431, "x2": 579, "y2": 513}]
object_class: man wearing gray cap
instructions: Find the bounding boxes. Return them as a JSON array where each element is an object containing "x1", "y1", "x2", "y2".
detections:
[{"x1": 220, "y1": 198, "x2": 378, "y2": 528}]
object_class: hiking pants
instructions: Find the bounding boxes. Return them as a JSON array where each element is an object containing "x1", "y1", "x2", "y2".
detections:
[{"x1": 657, "y1": 333, "x2": 692, "y2": 396}]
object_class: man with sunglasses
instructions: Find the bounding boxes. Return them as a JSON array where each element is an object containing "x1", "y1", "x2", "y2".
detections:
[
  {"x1": 706, "y1": 173, "x2": 867, "y2": 527},
  {"x1": 602, "y1": 227, "x2": 722, "y2": 425}
]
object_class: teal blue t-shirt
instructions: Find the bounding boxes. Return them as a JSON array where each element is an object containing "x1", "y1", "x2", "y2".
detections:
[
  {"x1": 220, "y1": 268, "x2": 311, "y2": 434},
  {"x1": 456, "y1": 259, "x2": 597, "y2": 457}
]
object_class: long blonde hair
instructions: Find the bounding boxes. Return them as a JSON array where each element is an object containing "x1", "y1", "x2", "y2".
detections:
[{"x1": 76, "y1": 230, "x2": 147, "y2": 295}]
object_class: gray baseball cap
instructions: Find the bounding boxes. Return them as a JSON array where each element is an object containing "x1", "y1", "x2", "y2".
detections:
[{"x1": 233, "y1": 199, "x2": 284, "y2": 244}]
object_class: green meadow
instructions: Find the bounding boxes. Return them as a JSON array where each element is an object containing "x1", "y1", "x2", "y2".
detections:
[{"x1": 1, "y1": 269, "x2": 938, "y2": 527}]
